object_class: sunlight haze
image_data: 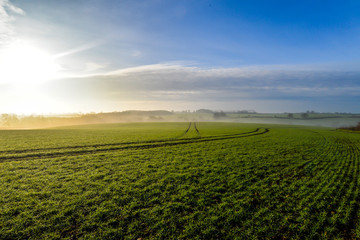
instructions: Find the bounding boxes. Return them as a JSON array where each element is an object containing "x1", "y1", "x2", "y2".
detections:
[{"x1": 1, "y1": 0, "x2": 360, "y2": 114}]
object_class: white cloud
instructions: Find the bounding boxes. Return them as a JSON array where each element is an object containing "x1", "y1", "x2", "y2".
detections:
[
  {"x1": 2, "y1": 0, "x2": 24, "y2": 15},
  {"x1": 0, "y1": 0, "x2": 24, "y2": 45}
]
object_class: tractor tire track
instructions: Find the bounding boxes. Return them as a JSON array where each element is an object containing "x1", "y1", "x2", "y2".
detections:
[
  {"x1": 0, "y1": 128, "x2": 270, "y2": 163},
  {"x1": 172, "y1": 122, "x2": 192, "y2": 139},
  {"x1": 194, "y1": 122, "x2": 201, "y2": 137},
  {"x1": 0, "y1": 127, "x2": 260, "y2": 155}
]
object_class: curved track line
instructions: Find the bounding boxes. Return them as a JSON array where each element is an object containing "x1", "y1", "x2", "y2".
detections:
[
  {"x1": 194, "y1": 122, "x2": 201, "y2": 137},
  {"x1": 0, "y1": 128, "x2": 270, "y2": 163},
  {"x1": 172, "y1": 122, "x2": 192, "y2": 139},
  {"x1": 0, "y1": 127, "x2": 261, "y2": 155}
]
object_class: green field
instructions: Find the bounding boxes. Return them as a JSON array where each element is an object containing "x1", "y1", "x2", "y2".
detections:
[{"x1": 1, "y1": 122, "x2": 360, "y2": 239}]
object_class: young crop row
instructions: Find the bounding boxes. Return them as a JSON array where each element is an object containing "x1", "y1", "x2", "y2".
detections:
[{"x1": 222, "y1": 130, "x2": 360, "y2": 239}]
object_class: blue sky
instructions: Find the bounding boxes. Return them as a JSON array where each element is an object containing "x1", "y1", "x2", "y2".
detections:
[{"x1": 1, "y1": 0, "x2": 360, "y2": 114}]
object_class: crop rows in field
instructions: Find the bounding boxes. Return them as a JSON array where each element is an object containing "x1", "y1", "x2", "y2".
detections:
[
  {"x1": 1, "y1": 122, "x2": 360, "y2": 239},
  {"x1": 229, "y1": 130, "x2": 360, "y2": 239},
  {"x1": 0, "y1": 124, "x2": 269, "y2": 163}
]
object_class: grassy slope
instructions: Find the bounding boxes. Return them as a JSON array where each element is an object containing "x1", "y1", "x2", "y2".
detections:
[{"x1": 1, "y1": 122, "x2": 360, "y2": 239}]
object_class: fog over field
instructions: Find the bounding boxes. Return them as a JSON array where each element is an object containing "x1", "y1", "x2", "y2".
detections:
[{"x1": 1, "y1": 110, "x2": 359, "y2": 129}]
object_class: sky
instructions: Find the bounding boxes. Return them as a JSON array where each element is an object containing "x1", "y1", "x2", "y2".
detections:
[{"x1": 1, "y1": 0, "x2": 360, "y2": 114}]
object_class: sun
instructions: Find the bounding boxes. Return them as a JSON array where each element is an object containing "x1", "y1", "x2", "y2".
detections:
[
  {"x1": 0, "y1": 41, "x2": 63, "y2": 115},
  {"x1": 0, "y1": 41, "x2": 60, "y2": 85}
]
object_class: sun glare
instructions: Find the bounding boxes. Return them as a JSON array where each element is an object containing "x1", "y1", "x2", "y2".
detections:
[
  {"x1": 0, "y1": 41, "x2": 63, "y2": 114},
  {"x1": 0, "y1": 41, "x2": 60, "y2": 85}
]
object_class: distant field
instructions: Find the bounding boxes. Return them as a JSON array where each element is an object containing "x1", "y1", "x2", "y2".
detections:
[{"x1": 1, "y1": 122, "x2": 360, "y2": 239}]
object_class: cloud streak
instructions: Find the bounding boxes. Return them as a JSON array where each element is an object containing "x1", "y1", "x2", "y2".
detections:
[{"x1": 53, "y1": 40, "x2": 104, "y2": 59}]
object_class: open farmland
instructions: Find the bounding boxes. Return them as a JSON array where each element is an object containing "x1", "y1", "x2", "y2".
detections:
[{"x1": 1, "y1": 122, "x2": 360, "y2": 239}]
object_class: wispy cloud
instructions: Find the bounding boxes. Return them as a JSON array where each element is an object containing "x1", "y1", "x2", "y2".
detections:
[
  {"x1": 1, "y1": 0, "x2": 24, "y2": 15},
  {"x1": 0, "y1": 0, "x2": 24, "y2": 45},
  {"x1": 105, "y1": 62, "x2": 197, "y2": 76},
  {"x1": 53, "y1": 40, "x2": 104, "y2": 59}
]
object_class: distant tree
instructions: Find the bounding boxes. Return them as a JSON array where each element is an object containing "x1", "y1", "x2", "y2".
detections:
[
  {"x1": 288, "y1": 113, "x2": 294, "y2": 119},
  {"x1": 237, "y1": 110, "x2": 257, "y2": 114},
  {"x1": 301, "y1": 113, "x2": 309, "y2": 119},
  {"x1": 1, "y1": 114, "x2": 19, "y2": 127},
  {"x1": 214, "y1": 111, "x2": 227, "y2": 119},
  {"x1": 196, "y1": 109, "x2": 214, "y2": 114}
]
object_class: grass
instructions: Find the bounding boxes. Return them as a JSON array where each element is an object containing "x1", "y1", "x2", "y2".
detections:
[{"x1": 1, "y1": 122, "x2": 360, "y2": 239}]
